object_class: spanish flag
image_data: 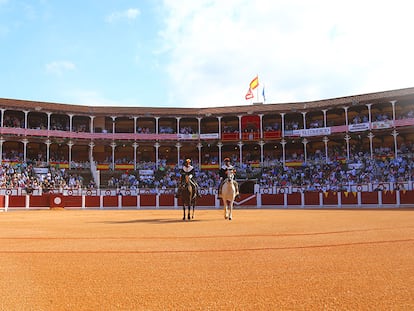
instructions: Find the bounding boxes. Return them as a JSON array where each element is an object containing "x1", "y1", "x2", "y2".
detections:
[{"x1": 249, "y1": 75, "x2": 259, "y2": 90}]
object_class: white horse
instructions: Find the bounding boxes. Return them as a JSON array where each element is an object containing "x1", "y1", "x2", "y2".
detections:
[{"x1": 221, "y1": 171, "x2": 237, "y2": 220}]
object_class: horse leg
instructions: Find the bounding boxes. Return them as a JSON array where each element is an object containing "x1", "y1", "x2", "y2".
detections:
[
  {"x1": 224, "y1": 201, "x2": 228, "y2": 219},
  {"x1": 191, "y1": 202, "x2": 195, "y2": 219},
  {"x1": 183, "y1": 205, "x2": 186, "y2": 221},
  {"x1": 229, "y1": 202, "x2": 233, "y2": 220}
]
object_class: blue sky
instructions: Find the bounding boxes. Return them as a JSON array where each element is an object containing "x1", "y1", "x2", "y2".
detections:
[{"x1": 1, "y1": 0, "x2": 413, "y2": 108}]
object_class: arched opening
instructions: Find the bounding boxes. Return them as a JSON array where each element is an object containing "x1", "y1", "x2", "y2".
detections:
[{"x1": 239, "y1": 180, "x2": 256, "y2": 194}]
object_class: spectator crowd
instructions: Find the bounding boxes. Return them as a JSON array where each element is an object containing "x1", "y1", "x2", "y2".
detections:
[{"x1": 0, "y1": 141, "x2": 412, "y2": 194}]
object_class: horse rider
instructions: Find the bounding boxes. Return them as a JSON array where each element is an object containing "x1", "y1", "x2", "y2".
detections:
[
  {"x1": 176, "y1": 158, "x2": 201, "y2": 198},
  {"x1": 218, "y1": 157, "x2": 240, "y2": 199}
]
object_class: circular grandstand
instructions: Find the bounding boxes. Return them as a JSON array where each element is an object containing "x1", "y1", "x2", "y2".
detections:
[{"x1": 0, "y1": 87, "x2": 413, "y2": 208}]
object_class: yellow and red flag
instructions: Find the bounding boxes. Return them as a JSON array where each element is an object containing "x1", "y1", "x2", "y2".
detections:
[{"x1": 249, "y1": 75, "x2": 259, "y2": 90}]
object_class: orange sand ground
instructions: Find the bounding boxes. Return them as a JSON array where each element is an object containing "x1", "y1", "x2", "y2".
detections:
[{"x1": 0, "y1": 208, "x2": 413, "y2": 310}]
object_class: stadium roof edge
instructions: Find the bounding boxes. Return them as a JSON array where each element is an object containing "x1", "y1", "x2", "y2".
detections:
[{"x1": 1, "y1": 86, "x2": 414, "y2": 117}]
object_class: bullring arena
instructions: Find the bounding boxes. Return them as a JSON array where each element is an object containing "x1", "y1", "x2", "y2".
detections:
[
  {"x1": 1, "y1": 208, "x2": 413, "y2": 310},
  {"x1": 0, "y1": 88, "x2": 414, "y2": 309}
]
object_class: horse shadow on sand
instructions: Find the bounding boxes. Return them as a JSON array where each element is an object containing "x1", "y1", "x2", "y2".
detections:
[{"x1": 100, "y1": 218, "x2": 205, "y2": 225}]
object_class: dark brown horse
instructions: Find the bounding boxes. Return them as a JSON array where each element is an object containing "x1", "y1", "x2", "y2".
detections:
[{"x1": 180, "y1": 175, "x2": 196, "y2": 220}]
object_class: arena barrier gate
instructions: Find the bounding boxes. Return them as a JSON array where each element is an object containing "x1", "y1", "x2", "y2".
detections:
[{"x1": 0, "y1": 187, "x2": 413, "y2": 211}]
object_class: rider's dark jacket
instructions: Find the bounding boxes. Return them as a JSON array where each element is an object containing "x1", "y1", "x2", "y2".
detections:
[
  {"x1": 180, "y1": 165, "x2": 195, "y2": 184},
  {"x1": 219, "y1": 164, "x2": 235, "y2": 179}
]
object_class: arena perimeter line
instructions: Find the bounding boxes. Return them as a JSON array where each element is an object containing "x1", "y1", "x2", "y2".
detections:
[{"x1": 1, "y1": 238, "x2": 412, "y2": 254}]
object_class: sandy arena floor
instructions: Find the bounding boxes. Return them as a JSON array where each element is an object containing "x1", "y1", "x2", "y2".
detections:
[{"x1": 0, "y1": 207, "x2": 413, "y2": 310}]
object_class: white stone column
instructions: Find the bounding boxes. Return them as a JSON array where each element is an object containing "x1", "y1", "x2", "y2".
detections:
[
  {"x1": 391, "y1": 130, "x2": 399, "y2": 158},
  {"x1": 343, "y1": 107, "x2": 349, "y2": 129},
  {"x1": 0, "y1": 109, "x2": 5, "y2": 127},
  {"x1": 217, "y1": 142, "x2": 223, "y2": 166},
  {"x1": 322, "y1": 109, "x2": 327, "y2": 127},
  {"x1": 280, "y1": 113, "x2": 286, "y2": 137},
  {"x1": 68, "y1": 140, "x2": 74, "y2": 169},
  {"x1": 22, "y1": 138, "x2": 28, "y2": 162},
  {"x1": 45, "y1": 139, "x2": 51, "y2": 164},
  {"x1": 302, "y1": 138, "x2": 308, "y2": 163},
  {"x1": 23, "y1": 110, "x2": 29, "y2": 129},
  {"x1": 302, "y1": 111, "x2": 307, "y2": 129},
  {"x1": 197, "y1": 142, "x2": 202, "y2": 170},
  {"x1": 238, "y1": 141, "x2": 243, "y2": 167},
  {"x1": 111, "y1": 116, "x2": 116, "y2": 134},
  {"x1": 90, "y1": 116, "x2": 95, "y2": 133},
  {"x1": 238, "y1": 115, "x2": 242, "y2": 141},
  {"x1": 390, "y1": 100, "x2": 397, "y2": 124},
  {"x1": 217, "y1": 116, "x2": 222, "y2": 139},
  {"x1": 344, "y1": 134, "x2": 351, "y2": 161},
  {"x1": 154, "y1": 142, "x2": 160, "y2": 169},
  {"x1": 259, "y1": 140, "x2": 265, "y2": 165},
  {"x1": 197, "y1": 117, "x2": 202, "y2": 137},
  {"x1": 68, "y1": 114, "x2": 74, "y2": 132},
  {"x1": 323, "y1": 136, "x2": 329, "y2": 161},
  {"x1": 133, "y1": 142, "x2": 138, "y2": 170},
  {"x1": 175, "y1": 142, "x2": 181, "y2": 166},
  {"x1": 47, "y1": 112, "x2": 51, "y2": 130},
  {"x1": 258, "y1": 114, "x2": 264, "y2": 139},
  {"x1": 176, "y1": 117, "x2": 181, "y2": 134},
  {"x1": 366, "y1": 103, "x2": 372, "y2": 129},
  {"x1": 281, "y1": 139, "x2": 287, "y2": 168},
  {"x1": 110, "y1": 142, "x2": 116, "y2": 170},
  {"x1": 155, "y1": 117, "x2": 160, "y2": 135},
  {"x1": 368, "y1": 132, "x2": 374, "y2": 159},
  {"x1": 0, "y1": 136, "x2": 4, "y2": 164}
]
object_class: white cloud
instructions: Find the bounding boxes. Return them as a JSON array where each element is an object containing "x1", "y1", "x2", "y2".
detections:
[
  {"x1": 45, "y1": 61, "x2": 76, "y2": 76},
  {"x1": 159, "y1": 0, "x2": 414, "y2": 107},
  {"x1": 105, "y1": 8, "x2": 140, "y2": 23}
]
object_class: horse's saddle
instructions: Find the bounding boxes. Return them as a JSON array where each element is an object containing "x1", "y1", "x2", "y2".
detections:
[{"x1": 181, "y1": 179, "x2": 196, "y2": 189}]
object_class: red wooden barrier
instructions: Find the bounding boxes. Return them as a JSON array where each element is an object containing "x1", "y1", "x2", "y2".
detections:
[
  {"x1": 261, "y1": 194, "x2": 284, "y2": 206},
  {"x1": 140, "y1": 194, "x2": 156, "y2": 207},
  {"x1": 400, "y1": 190, "x2": 414, "y2": 204},
  {"x1": 64, "y1": 196, "x2": 82, "y2": 208},
  {"x1": 382, "y1": 190, "x2": 396, "y2": 204},
  {"x1": 103, "y1": 196, "x2": 118, "y2": 207},
  {"x1": 341, "y1": 192, "x2": 358, "y2": 205},
  {"x1": 1, "y1": 190, "x2": 412, "y2": 210},
  {"x1": 30, "y1": 195, "x2": 50, "y2": 208},
  {"x1": 323, "y1": 192, "x2": 338, "y2": 205},
  {"x1": 122, "y1": 196, "x2": 137, "y2": 207},
  {"x1": 361, "y1": 192, "x2": 378, "y2": 204},
  {"x1": 85, "y1": 196, "x2": 100, "y2": 208},
  {"x1": 287, "y1": 193, "x2": 301, "y2": 205},
  {"x1": 8, "y1": 196, "x2": 25, "y2": 208},
  {"x1": 159, "y1": 194, "x2": 174, "y2": 206},
  {"x1": 191, "y1": 195, "x2": 215, "y2": 207},
  {"x1": 304, "y1": 192, "x2": 319, "y2": 205}
]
